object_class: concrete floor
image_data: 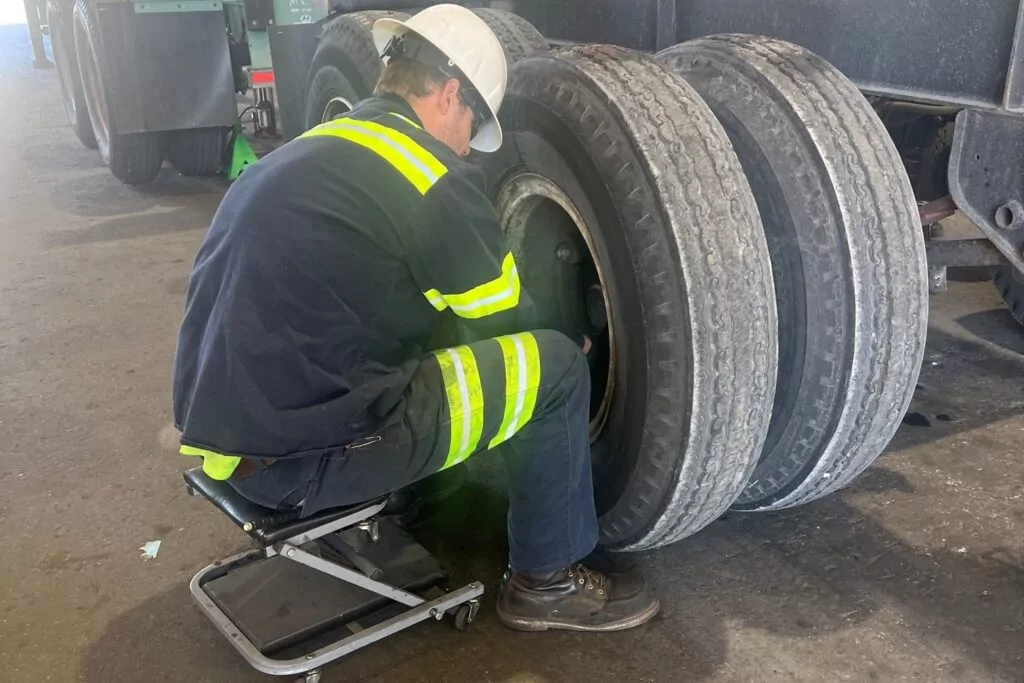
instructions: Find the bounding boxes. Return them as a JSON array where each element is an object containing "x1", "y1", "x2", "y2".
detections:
[{"x1": 2, "y1": 25, "x2": 1023, "y2": 683}]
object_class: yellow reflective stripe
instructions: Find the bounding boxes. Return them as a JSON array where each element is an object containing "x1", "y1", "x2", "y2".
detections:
[
  {"x1": 488, "y1": 333, "x2": 542, "y2": 449},
  {"x1": 300, "y1": 118, "x2": 447, "y2": 194},
  {"x1": 424, "y1": 289, "x2": 448, "y2": 312},
  {"x1": 179, "y1": 444, "x2": 241, "y2": 481},
  {"x1": 421, "y1": 252, "x2": 521, "y2": 319},
  {"x1": 434, "y1": 345, "x2": 485, "y2": 469},
  {"x1": 352, "y1": 118, "x2": 447, "y2": 180},
  {"x1": 302, "y1": 120, "x2": 435, "y2": 194},
  {"x1": 456, "y1": 346, "x2": 485, "y2": 464}
]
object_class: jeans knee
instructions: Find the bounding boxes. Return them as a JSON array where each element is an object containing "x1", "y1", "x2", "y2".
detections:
[{"x1": 532, "y1": 329, "x2": 590, "y2": 394}]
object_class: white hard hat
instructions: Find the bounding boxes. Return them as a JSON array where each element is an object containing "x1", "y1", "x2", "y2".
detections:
[{"x1": 373, "y1": 4, "x2": 507, "y2": 152}]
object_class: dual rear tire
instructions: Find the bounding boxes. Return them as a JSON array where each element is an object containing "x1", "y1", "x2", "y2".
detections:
[
  {"x1": 55, "y1": 0, "x2": 227, "y2": 182},
  {"x1": 486, "y1": 46, "x2": 779, "y2": 551},
  {"x1": 487, "y1": 34, "x2": 927, "y2": 550},
  {"x1": 658, "y1": 36, "x2": 928, "y2": 511}
]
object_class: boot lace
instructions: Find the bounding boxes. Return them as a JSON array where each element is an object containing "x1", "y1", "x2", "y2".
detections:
[{"x1": 567, "y1": 563, "x2": 607, "y2": 595}]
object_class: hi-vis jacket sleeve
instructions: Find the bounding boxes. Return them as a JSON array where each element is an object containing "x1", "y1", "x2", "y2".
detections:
[{"x1": 402, "y1": 166, "x2": 538, "y2": 340}]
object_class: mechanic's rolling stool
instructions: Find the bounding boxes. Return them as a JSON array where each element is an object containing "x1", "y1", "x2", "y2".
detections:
[{"x1": 183, "y1": 467, "x2": 483, "y2": 682}]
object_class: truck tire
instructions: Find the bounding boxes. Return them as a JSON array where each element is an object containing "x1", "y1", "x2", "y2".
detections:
[
  {"x1": 304, "y1": 11, "x2": 408, "y2": 130},
  {"x1": 994, "y1": 268, "x2": 1024, "y2": 327},
  {"x1": 483, "y1": 46, "x2": 777, "y2": 551},
  {"x1": 165, "y1": 127, "x2": 230, "y2": 177},
  {"x1": 471, "y1": 8, "x2": 547, "y2": 63},
  {"x1": 658, "y1": 36, "x2": 928, "y2": 511},
  {"x1": 73, "y1": 0, "x2": 163, "y2": 184},
  {"x1": 48, "y1": 0, "x2": 96, "y2": 148}
]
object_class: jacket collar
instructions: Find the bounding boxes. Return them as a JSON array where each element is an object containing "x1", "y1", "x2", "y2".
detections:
[{"x1": 362, "y1": 93, "x2": 425, "y2": 129}]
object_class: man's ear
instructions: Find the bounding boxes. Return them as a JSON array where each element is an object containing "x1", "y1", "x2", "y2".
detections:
[{"x1": 438, "y1": 78, "x2": 461, "y2": 115}]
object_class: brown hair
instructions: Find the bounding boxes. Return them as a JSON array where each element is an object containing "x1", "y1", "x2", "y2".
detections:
[{"x1": 374, "y1": 56, "x2": 450, "y2": 99}]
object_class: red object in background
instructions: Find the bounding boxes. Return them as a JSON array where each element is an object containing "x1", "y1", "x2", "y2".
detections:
[{"x1": 251, "y1": 70, "x2": 275, "y2": 86}]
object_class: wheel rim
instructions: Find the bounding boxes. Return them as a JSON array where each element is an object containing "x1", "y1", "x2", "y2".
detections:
[
  {"x1": 496, "y1": 172, "x2": 616, "y2": 441},
  {"x1": 322, "y1": 96, "x2": 353, "y2": 122},
  {"x1": 75, "y1": 18, "x2": 110, "y2": 157}
]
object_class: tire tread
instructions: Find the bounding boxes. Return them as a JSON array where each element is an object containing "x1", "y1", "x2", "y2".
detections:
[
  {"x1": 166, "y1": 128, "x2": 229, "y2": 177},
  {"x1": 524, "y1": 47, "x2": 777, "y2": 549},
  {"x1": 315, "y1": 10, "x2": 408, "y2": 96},
  {"x1": 472, "y1": 9, "x2": 548, "y2": 63}
]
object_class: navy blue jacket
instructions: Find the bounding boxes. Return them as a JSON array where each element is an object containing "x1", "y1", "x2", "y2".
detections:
[{"x1": 172, "y1": 95, "x2": 535, "y2": 464}]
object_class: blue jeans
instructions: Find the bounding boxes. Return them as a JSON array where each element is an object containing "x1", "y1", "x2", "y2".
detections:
[{"x1": 230, "y1": 330, "x2": 599, "y2": 574}]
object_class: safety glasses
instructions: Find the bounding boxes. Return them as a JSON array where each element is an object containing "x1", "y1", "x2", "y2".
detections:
[
  {"x1": 383, "y1": 34, "x2": 489, "y2": 140},
  {"x1": 453, "y1": 77, "x2": 488, "y2": 140}
]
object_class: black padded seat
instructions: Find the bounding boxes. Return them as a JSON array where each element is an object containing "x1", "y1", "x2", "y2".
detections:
[{"x1": 183, "y1": 467, "x2": 383, "y2": 545}]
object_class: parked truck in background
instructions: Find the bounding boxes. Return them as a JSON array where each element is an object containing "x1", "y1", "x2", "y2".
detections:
[{"x1": 44, "y1": 0, "x2": 1024, "y2": 551}]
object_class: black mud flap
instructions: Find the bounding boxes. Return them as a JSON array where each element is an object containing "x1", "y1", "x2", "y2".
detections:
[{"x1": 95, "y1": 2, "x2": 237, "y2": 133}]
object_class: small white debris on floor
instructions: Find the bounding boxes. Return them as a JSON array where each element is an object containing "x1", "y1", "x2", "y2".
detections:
[{"x1": 139, "y1": 540, "x2": 162, "y2": 560}]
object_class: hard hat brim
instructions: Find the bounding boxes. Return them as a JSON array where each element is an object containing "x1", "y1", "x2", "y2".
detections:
[{"x1": 373, "y1": 17, "x2": 503, "y2": 153}]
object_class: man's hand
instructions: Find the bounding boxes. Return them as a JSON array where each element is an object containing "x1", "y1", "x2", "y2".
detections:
[{"x1": 581, "y1": 334, "x2": 592, "y2": 355}]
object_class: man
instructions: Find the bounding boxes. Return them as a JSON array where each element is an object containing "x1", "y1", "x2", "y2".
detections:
[{"x1": 173, "y1": 4, "x2": 658, "y2": 632}]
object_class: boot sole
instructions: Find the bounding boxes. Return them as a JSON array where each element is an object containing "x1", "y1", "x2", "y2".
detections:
[{"x1": 496, "y1": 599, "x2": 660, "y2": 632}]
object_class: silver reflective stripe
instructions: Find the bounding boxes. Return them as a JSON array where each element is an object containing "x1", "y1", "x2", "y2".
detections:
[
  {"x1": 445, "y1": 348, "x2": 473, "y2": 456},
  {"x1": 502, "y1": 334, "x2": 529, "y2": 443}
]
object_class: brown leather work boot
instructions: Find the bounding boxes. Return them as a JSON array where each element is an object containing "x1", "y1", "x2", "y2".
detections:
[{"x1": 496, "y1": 564, "x2": 659, "y2": 632}]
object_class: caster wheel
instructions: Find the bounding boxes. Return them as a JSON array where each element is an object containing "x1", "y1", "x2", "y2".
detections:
[
  {"x1": 296, "y1": 668, "x2": 322, "y2": 683},
  {"x1": 358, "y1": 520, "x2": 380, "y2": 543},
  {"x1": 454, "y1": 601, "x2": 479, "y2": 631}
]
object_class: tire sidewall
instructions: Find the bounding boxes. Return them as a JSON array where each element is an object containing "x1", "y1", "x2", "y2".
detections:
[{"x1": 483, "y1": 96, "x2": 668, "y2": 544}]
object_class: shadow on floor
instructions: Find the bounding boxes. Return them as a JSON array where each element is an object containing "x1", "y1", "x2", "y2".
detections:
[
  {"x1": 78, "y1": 462, "x2": 1024, "y2": 683},
  {"x1": 42, "y1": 206, "x2": 213, "y2": 247},
  {"x1": 79, "y1": 304, "x2": 1024, "y2": 682},
  {"x1": 956, "y1": 307, "x2": 1024, "y2": 357},
  {"x1": 47, "y1": 167, "x2": 224, "y2": 220}
]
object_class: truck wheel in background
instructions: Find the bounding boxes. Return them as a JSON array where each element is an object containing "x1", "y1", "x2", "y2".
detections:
[
  {"x1": 73, "y1": 0, "x2": 162, "y2": 184},
  {"x1": 994, "y1": 268, "x2": 1024, "y2": 327},
  {"x1": 303, "y1": 11, "x2": 408, "y2": 130},
  {"x1": 47, "y1": 0, "x2": 96, "y2": 148},
  {"x1": 484, "y1": 46, "x2": 778, "y2": 551},
  {"x1": 166, "y1": 127, "x2": 230, "y2": 177},
  {"x1": 471, "y1": 8, "x2": 547, "y2": 63},
  {"x1": 659, "y1": 35, "x2": 929, "y2": 512}
]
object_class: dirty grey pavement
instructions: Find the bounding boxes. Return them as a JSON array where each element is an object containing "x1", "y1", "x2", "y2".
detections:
[{"x1": 1, "y1": 23, "x2": 1022, "y2": 683}]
